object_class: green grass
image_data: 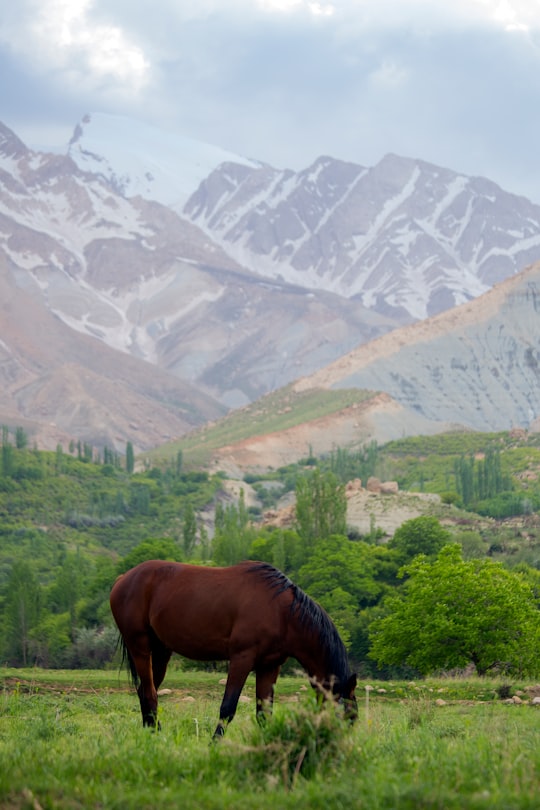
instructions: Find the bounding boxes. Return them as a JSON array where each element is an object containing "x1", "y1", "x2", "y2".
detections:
[{"x1": 1, "y1": 669, "x2": 539, "y2": 809}]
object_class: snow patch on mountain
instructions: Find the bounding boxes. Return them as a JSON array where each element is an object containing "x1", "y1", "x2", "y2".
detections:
[{"x1": 68, "y1": 113, "x2": 261, "y2": 210}]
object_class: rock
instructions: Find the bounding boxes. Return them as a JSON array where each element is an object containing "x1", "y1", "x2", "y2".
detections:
[{"x1": 366, "y1": 477, "x2": 381, "y2": 493}]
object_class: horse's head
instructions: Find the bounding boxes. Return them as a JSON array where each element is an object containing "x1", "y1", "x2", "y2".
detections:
[
  {"x1": 338, "y1": 673, "x2": 358, "y2": 723},
  {"x1": 310, "y1": 672, "x2": 358, "y2": 723}
]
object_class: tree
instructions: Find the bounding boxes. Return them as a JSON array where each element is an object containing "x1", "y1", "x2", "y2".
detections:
[
  {"x1": 388, "y1": 516, "x2": 452, "y2": 563},
  {"x1": 182, "y1": 502, "x2": 197, "y2": 557},
  {"x1": 295, "y1": 469, "x2": 347, "y2": 550},
  {"x1": 15, "y1": 426, "x2": 28, "y2": 450},
  {"x1": 126, "y1": 441, "x2": 135, "y2": 474},
  {"x1": 117, "y1": 538, "x2": 181, "y2": 573},
  {"x1": 3, "y1": 560, "x2": 42, "y2": 665},
  {"x1": 298, "y1": 536, "x2": 388, "y2": 651},
  {"x1": 213, "y1": 490, "x2": 255, "y2": 565},
  {"x1": 369, "y1": 544, "x2": 540, "y2": 676},
  {"x1": 176, "y1": 449, "x2": 183, "y2": 476},
  {"x1": 47, "y1": 554, "x2": 84, "y2": 640},
  {"x1": 1, "y1": 425, "x2": 13, "y2": 477},
  {"x1": 298, "y1": 535, "x2": 384, "y2": 609}
]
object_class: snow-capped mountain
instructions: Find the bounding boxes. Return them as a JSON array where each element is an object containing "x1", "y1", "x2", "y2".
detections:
[
  {"x1": 62, "y1": 113, "x2": 540, "y2": 324},
  {"x1": 3, "y1": 111, "x2": 540, "y2": 451},
  {"x1": 184, "y1": 153, "x2": 540, "y2": 321},
  {"x1": 68, "y1": 113, "x2": 260, "y2": 210}
]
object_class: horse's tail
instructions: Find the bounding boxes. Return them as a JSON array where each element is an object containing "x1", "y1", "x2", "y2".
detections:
[{"x1": 116, "y1": 634, "x2": 140, "y2": 689}]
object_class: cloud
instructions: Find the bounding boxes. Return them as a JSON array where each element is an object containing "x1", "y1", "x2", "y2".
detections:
[
  {"x1": 2, "y1": 0, "x2": 149, "y2": 93},
  {"x1": 1, "y1": 0, "x2": 540, "y2": 202}
]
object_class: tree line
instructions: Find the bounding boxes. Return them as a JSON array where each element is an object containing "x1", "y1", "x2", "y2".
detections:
[{"x1": 1, "y1": 428, "x2": 539, "y2": 676}]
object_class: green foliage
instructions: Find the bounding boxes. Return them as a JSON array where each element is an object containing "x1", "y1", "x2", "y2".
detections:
[
  {"x1": 125, "y1": 441, "x2": 135, "y2": 474},
  {"x1": 182, "y1": 502, "x2": 198, "y2": 557},
  {"x1": 297, "y1": 536, "x2": 390, "y2": 647},
  {"x1": 295, "y1": 469, "x2": 347, "y2": 548},
  {"x1": 454, "y1": 529, "x2": 489, "y2": 560},
  {"x1": 454, "y1": 447, "x2": 513, "y2": 507},
  {"x1": 0, "y1": 436, "x2": 223, "y2": 666},
  {"x1": 298, "y1": 536, "x2": 385, "y2": 609},
  {"x1": 2, "y1": 560, "x2": 41, "y2": 665},
  {"x1": 117, "y1": 538, "x2": 182, "y2": 573},
  {"x1": 213, "y1": 491, "x2": 256, "y2": 565},
  {"x1": 369, "y1": 544, "x2": 540, "y2": 676},
  {"x1": 325, "y1": 441, "x2": 379, "y2": 483},
  {"x1": 388, "y1": 516, "x2": 452, "y2": 563}
]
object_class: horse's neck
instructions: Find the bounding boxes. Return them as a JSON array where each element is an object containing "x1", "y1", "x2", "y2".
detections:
[{"x1": 286, "y1": 623, "x2": 328, "y2": 684}]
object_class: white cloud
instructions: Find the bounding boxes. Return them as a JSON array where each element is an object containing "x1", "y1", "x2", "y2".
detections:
[
  {"x1": 368, "y1": 60, "x2": 409, "y2": 90},
  {"x1": 5, "y1": 0, "x2": 149, "y2": 91},
  {"x1": 257, "y1": 0, "x2": 335, "y2": 13},
  {"x1": 1, "y1": 0, "x2": 540, "y2": 202}
]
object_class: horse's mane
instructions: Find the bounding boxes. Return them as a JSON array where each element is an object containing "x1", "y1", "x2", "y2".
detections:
[{"x1": 248, "y1": 562, "x2": 351, "y2": 685}]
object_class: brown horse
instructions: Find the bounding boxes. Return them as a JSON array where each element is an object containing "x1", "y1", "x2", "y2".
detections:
[{"x1": 110, "y1": 559, "x2": 357, "y2": 737}]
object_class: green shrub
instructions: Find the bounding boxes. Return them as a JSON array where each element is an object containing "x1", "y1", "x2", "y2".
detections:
[{"x1": 218, "y1": 698, "x2": 352, "y2": 789}]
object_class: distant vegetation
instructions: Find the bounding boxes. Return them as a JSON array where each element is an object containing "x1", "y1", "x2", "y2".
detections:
[{"x1": 1, "y1": 424, "x2": 539, "y2": 678}]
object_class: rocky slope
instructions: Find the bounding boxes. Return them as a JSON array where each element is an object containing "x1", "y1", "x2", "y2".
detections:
[
  {"x1": 202, "y1": 262, "x2": 540, "y2": 472},
  {"x1": 0, "y1": 251, "x2": 225, "y2": 452}
]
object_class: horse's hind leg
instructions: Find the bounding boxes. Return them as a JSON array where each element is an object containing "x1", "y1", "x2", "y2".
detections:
[
  {"x1": 121, "y1": 632, "x2": 159, "y2": 728},
  {"x1": 132, "y1": 651, "x2": 159, "y2": 728},
  {"x1": 152, "y1": 643, "x2": 172, "y2": 691}
]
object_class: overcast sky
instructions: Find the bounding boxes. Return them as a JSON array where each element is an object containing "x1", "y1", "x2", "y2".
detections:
[{"x1": 1, "y1": 0, "x2": 540, "y2": 201}]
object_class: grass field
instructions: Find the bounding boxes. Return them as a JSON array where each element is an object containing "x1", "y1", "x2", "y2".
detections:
[{"x1": 1, "y1": 667, "x2": 539, "y2": 809}]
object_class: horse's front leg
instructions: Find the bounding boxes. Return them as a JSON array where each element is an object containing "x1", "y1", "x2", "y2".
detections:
[
  {"x1": 212, "y1": 654, "x2": 253, "y2": 740},
  {"x1": 255, "y1": 664, "x2": 281, "y2": 725}
]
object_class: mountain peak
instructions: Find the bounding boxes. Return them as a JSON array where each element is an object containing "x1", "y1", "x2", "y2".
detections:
[
  {"x1": 67, "y1": 112, "x2": 260, "y2": 210},
  {"x1": 0, "y1": 122, "x2": 29, "y2": 160}
]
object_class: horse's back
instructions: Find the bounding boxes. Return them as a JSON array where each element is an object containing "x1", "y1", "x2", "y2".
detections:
[{"x1": 110, "y1": 560, "x2": 289, "y2": 660}]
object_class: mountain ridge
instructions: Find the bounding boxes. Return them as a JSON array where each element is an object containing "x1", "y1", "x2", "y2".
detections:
[{"x1": 2, "y1": 113, "x2": 540, "y2": 453}]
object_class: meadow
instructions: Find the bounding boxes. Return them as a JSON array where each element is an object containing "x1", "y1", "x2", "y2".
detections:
[{"x1": 1, "y1": 667, "x2": 539, "y2": 809}]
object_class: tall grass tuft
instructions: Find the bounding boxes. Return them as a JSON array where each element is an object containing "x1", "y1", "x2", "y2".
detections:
[{"x1": 217, "y1": 696, "x2": 353, "y2": 790}]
